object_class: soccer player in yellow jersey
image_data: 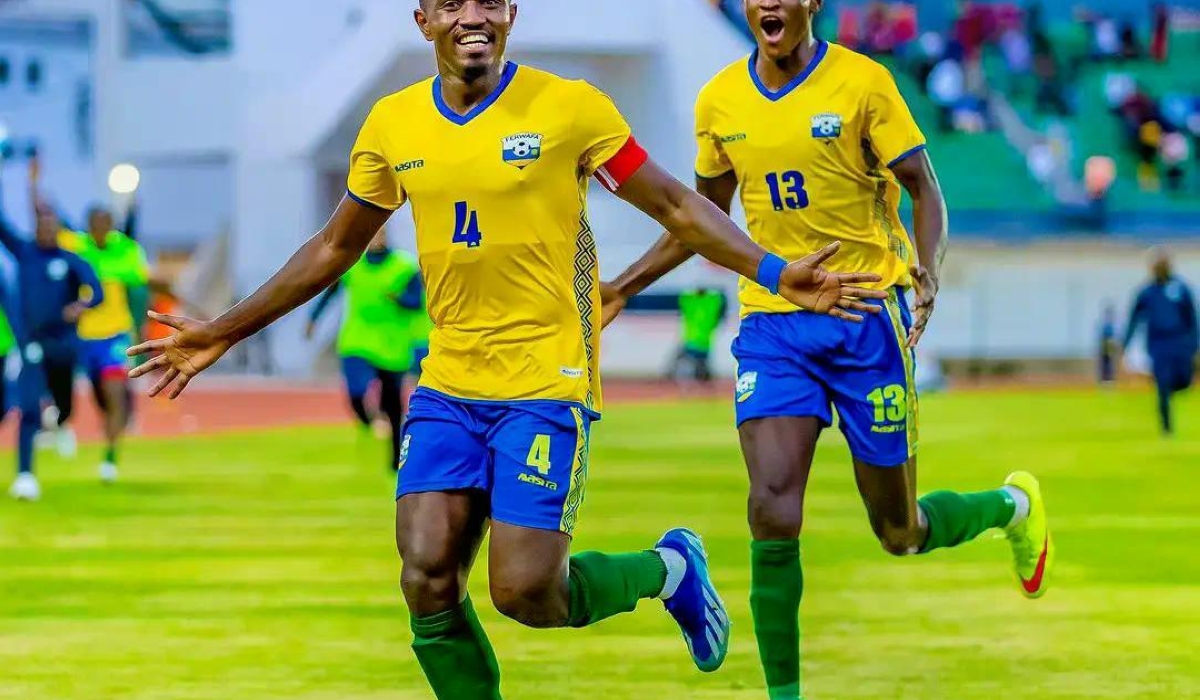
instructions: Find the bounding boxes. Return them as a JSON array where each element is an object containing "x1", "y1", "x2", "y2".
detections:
[
  {"x1": 128, "y1": 1, "x2": 888, "y2": 696},
  {"x1": 602, "y1": 2, "x2": 1055, "y2": 697},
  {"x1": 604, "y1": 2, "x2": 1056, "y2": 696}
]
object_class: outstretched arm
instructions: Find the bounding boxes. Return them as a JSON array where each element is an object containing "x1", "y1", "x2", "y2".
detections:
[
  {"x1": 129, "y1": 196, "x2": 393, "y2": 397},
  {"x1": 616, "y1": 160, "x2": 764, "y2": 281},
  {"x1": 891, "y1": 150, "x2": 948, "y2": 348},
  {"x1": 604, "y1": 173, "x2": 735, "y2": 313},
  {"x1": 612, "y1": 159, "x2": 885, "y2": 321}
]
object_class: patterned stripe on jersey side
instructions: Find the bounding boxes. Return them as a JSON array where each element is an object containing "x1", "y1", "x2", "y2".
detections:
[
  {"x1": 559, "y1": 406, "x2": 590, "y2": 535},
  {"x1": 863, "y1": 140, "x2": 908, "y2": 265},
  {"x1": 873, "y1": 178, "x2": 908, "y2": 264},
  {"x1": 572, "y1": 203, "x2": 599, "y2": 412},
  {"x1": 883, "y1": 291, "x2": 918, "y2": 457}
]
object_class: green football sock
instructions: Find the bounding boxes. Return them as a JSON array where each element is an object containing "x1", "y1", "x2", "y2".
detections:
[
  {"x1": 104, "y1": 445, "x2": 116, "y2": 464},
  {"x1": 410, "y1": 596, "x2": 502, "y2": 700},
  {"x1": 566, "y1": 550, "x2": 666, "y2": 628},
  {"x1": 918, "y1": 489, "x2": 1016, "y2": 553},
  {"x1": 751, "y1": 539, "x2": 804, "y2": 700}
]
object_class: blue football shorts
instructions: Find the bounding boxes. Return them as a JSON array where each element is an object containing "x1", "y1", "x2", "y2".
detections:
[
  {"x1": 731, "y1": 288, "x2": 917, "y2": 467},
  {"x1": 395, "y1": 387, "x2": 593, "y2": 535}
]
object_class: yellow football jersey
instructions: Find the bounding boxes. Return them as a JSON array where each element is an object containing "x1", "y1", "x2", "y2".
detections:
[
  {"x1": 695, "y1": 41, "x2": 926, "y2": 317},
  {"x1": 348, "y1": 63, "x2": 640, "y2": 414}
]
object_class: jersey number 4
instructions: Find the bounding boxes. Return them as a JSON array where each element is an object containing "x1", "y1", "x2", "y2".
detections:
[
  {"x1": 766, "y1": 171, "x2": 810, "y2": 211},
  {"x1": 452, "y1": 201, "x2": 483, "y2": 248}
]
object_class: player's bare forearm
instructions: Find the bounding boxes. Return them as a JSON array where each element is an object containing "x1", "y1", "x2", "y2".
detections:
[
  {"x1": 609, "y1": 233, "x2": 692, "y2": 298},
  {"x1": 617, "y1": 160, "x2": 765, "y2": 281},
  {"x1": 893, "y1": 151, "x2": 947, "y2": 280},
  {"x1": 211, "y1": 197, "x2": 391, "y2": 345},
  {"x1": 608, "y1": 172, "x2": 736, "y2": 298}
]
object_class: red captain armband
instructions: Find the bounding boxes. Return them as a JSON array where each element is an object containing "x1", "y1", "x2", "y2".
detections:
[{"x1": 594, "y1": 136, "x2": 649, "y2": 192}]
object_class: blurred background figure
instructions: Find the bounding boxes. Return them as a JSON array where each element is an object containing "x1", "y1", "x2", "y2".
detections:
[
  {"x1": 0, "y1": 266, "x2": 16, "y2": 428},
  {"x1": 1098, "y1": 302, "x2": 1119, "y2": 386},
  {"x1": 1123, "y1": 248, "x2": 1199, "y2": 436},
  {"x1": 306, "y1": 229, "x2": 424, "y2": 472},
  {"x1": 669, "y1": 286, "x2": 728, "y2": 387},
  {"x1": 1, "y1": 160, "x2": 104, "y2": 501},
  {"x1": 57, "y1": 202, "x2": 150, "y2": 483}
]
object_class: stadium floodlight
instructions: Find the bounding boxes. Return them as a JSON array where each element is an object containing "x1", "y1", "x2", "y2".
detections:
[{"x1": 108, "y1": 163, "x2": 141, "y2": 194}]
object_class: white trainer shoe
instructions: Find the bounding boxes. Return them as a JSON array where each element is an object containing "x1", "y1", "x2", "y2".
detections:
[
  {"x1": 99, "y1": 462, "x2": 118, "y2": 484},
  {"x1": 40, "y1": 405, "x2": 60, "y2": 431},
  {"x1": 9, "y1": 473, "x2": 41, "y2": 501},
  {"x1": 56, "y1": 428, "x2": 77, "y2": 459}
]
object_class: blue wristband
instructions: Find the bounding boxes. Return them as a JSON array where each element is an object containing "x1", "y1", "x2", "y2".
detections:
[{"x1": 755, "y1": 253, "x2": 788, "y2": 295}]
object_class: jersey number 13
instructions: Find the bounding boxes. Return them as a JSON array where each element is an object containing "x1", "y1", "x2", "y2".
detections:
[{"x1": 766, "y1": 171, "x2": 810, "y2": 211}]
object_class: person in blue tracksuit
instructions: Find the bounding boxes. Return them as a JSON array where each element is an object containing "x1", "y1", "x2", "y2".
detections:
[
  {"x1": 1, "y1": 189, "x2": 104, "y2": 500},
  {"x1": 1123, "y1": 249, "x2": 1199, "y2": 436}
]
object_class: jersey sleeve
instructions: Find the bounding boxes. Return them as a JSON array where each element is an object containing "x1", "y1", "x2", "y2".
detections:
[
  {"x1": 863, "y1": 64, "x2": 927, "y2": 169},
  {"x1": 347, "y1": 104, "x2": 406, "y2": 211},
  {"x1": 694, "y1": 86, "x2": 733, "y2": 179},
  {"x1": 574, "y1": 82, "x2": 646, "y2": 190}
]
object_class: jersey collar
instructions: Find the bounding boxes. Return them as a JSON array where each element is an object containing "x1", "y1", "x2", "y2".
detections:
[
  {"x1": 433, "y1": 61, "x2": 519, "y2": 126},
  {"x1": 748, "y1": 40, "x2": 828, "y2": 102}
]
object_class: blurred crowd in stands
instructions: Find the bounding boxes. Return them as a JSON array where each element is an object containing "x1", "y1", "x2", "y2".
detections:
[{"x1": 824, "y1": 1, "x2": 1198, "y2": 199}]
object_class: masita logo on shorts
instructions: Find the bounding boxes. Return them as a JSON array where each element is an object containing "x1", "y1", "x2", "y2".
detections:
[
  {"x1": 736, "y1": 371, "x2": 758, "y2": 403},
  {"x1": 502, "y1": 132, "x2": 543, "y2": 169}
]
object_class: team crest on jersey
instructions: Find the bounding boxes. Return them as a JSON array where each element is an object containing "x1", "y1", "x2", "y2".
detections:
[
  {"x1": 47, "y1": 258, "x2": 69, "y2": 281},
  {"x1": 502, "y1": 132, "x2": 543, "y2": 169},
  {"x1": 736, "y1": 371, "x2": 758, "y2": 403},
  {"x1": 811, "y1": 113, "x2": 843, "y2": 140}
]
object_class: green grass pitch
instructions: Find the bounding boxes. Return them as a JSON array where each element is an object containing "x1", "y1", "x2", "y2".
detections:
[{"x1": 2, "y1": 388, "x2": 1198, "y2": 699}]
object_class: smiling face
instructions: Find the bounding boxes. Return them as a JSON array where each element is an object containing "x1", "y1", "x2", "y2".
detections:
[
  {"x1": 745, "y1": 0, "x2": 822, "y2": 62},
  {"x1": 415, "y1": 0, "x2": 517, "y2": 79}
]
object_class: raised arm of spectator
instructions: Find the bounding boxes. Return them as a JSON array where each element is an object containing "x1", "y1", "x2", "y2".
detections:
[
  {"x1": 123, "y1": 199, "x2": 139, "y2": 240},
  {"x1": 0, "y1": 174, "x2": 24, "y2": 256}
]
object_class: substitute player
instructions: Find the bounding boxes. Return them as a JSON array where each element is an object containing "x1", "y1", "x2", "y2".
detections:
[
  {"x1": 128, "y1": 1, "x2": 890, "y2": 695},
  {"x1": 602, "y1": 2, "x2": 1053, "y2": 697},
  {"x1": 671, "y1": 286, "x2": 728, "y2": 384},
  {"x1": 59, "y1": 207, "x2": 151, "y2": 483},
  {"x1": 307, "y1": 228, "x2": 421, "y2": 470},
  {"x1": 1123, "y1": 248, "x2": 1198, "y2": 435}
]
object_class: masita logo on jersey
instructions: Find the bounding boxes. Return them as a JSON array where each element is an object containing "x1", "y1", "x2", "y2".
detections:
[
  {"x1": 811, "y1": 113, "x2": 843, "y2": 140},
  {"x1": 502, "y1": 132, "x2": 543, "y2": 169}
]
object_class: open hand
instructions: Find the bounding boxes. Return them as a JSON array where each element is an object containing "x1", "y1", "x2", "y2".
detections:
[
  {"x1": 778, "y1": 242, "x2": 889, "y2": 321},
  {"x1": 907, "y1": 264, "x2": 938, "y2": 348},
  {"x1": 599, "y1": 282, "x2": 628, "y2": 329},
  {"x1": 126, "y1": 311, "x2": 232, "y2": 399}
]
